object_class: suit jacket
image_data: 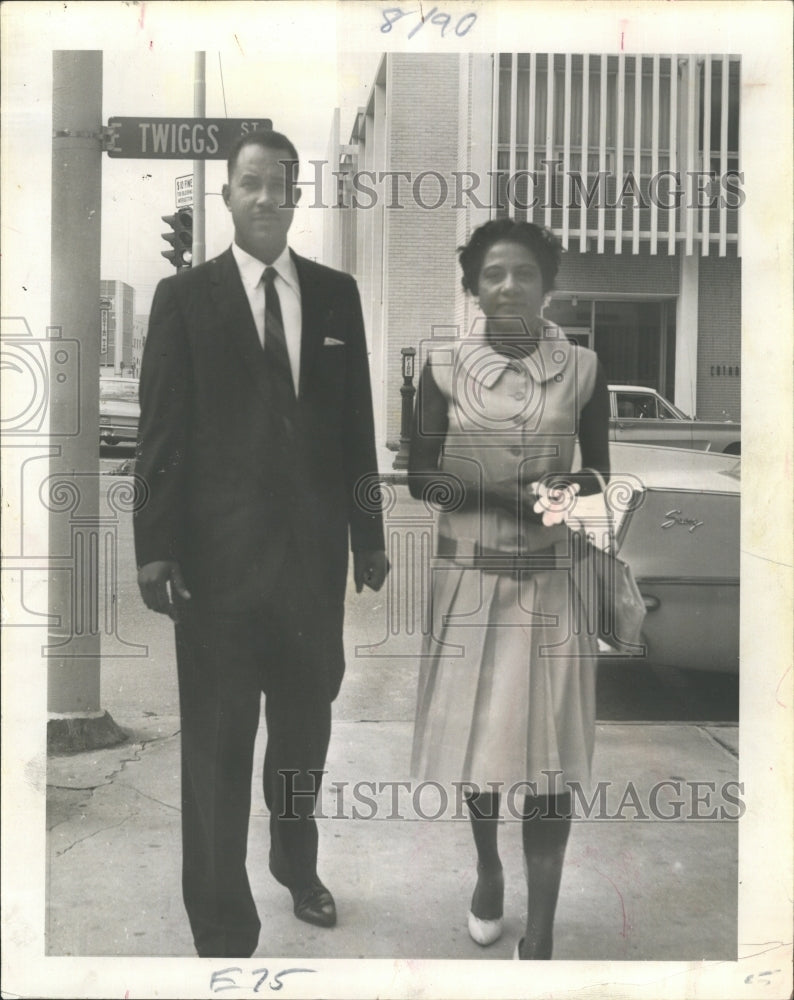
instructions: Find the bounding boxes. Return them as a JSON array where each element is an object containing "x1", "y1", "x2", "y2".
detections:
[{"x1": 134, "y1": 246, "x2": 384, "y2": 614}]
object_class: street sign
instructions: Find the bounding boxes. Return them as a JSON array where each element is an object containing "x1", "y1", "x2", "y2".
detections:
[
  {"x1": 106, "y1": 117, "x2": 273, "y2": 159},
  {"x1": 176, "y1": 174, "x2": 193, "y2": 208}
]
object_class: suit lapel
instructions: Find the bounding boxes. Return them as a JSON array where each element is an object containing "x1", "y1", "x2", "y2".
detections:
[
  {"x1": 292, "y1": 250, "x2": 326, "y2": 400},
  {"x1": 211, "y1": 247, "x2": 329, "y2": 403},
  {"x1": 210, "y1": 247, "x2": 269, "y2": 393}
]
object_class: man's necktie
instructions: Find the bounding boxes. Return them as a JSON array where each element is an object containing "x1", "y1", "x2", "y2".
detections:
[{"x1": 263, "y1": 266, "x2": 295, "y2": 402}]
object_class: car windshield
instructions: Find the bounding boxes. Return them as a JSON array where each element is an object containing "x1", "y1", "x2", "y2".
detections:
[
  {"x1": 100, "y1": 379, "x2": 139, "y2": 403},
  {"x1": 662, "y1": 397, "x2": 689, "y2": 420}
]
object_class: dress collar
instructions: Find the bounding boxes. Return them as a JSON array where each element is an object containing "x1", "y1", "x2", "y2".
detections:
[{"x1": 459, "y1": 319, "x2": 574, "y2": 388}]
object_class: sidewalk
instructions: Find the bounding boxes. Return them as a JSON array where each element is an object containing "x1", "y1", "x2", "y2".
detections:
[
  {"x1": 47, "y1": 712, "x2": 739, "y2": 960},
  {"x1": 45, "y1": 477, "x2": 739, "y2": 961}
]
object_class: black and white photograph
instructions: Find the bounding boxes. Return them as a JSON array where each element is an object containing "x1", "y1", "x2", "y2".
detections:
[{"x1": 1, "y1": 2, "x2": 792, "y2": 998}]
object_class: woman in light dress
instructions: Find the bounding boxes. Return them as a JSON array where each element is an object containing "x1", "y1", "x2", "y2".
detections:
[{"x1": 408, "y1": 219, "x2": 610, "y2": 959}]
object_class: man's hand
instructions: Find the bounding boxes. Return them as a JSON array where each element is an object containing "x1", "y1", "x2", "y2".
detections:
[
  {"x1": 137, "y1": 560, "x2": 191, "y2": 620},
  {"x1": 354, "y1": 549, "x2": 390, "y2": 594}
]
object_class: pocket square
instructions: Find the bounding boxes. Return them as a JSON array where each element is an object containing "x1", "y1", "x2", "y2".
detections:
[{"x1": 323, "y1": 337, "x2": 345, "y2": 347}]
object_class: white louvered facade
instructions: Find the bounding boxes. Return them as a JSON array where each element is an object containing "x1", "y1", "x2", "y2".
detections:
[{"x1": 492, "y1": 54, "x2": 741, "y2": 257}]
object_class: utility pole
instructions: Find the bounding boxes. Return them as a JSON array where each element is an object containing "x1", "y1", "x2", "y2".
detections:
[
  {"x1": 192, "y1": 52, "x2": 206, "y2": 266},
  {"x1": 48, "y1": 50, "x2": 124, "y2": 752}
]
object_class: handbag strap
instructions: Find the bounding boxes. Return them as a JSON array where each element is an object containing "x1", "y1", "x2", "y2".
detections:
[{"x1": 581, "y1": 466, "x2": 615, "y2": 552}]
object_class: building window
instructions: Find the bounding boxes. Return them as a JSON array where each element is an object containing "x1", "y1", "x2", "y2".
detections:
[{"x1": 544, "y1": 295, "x2": 675, "y2": 395}]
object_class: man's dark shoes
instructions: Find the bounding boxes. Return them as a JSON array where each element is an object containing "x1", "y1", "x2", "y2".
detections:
[
  {"x1": 290, "y1": 879, "x2": 337, "y2": 928},
  {"x1": 270, "y1": 856, "x2": 336, "y2": 928}
]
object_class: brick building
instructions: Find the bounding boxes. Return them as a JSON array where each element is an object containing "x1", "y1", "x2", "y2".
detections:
[{"x1": 324, "y1": 53, "x2": 742, "y2": 448}]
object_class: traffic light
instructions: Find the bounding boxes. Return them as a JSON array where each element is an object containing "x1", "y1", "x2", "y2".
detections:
[{"x1": 161, "y1": 208, "x2": 193, "y2": 269}]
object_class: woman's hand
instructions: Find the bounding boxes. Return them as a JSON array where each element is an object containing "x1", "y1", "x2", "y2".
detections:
[{"x1": 529, "y1": 479, "x2": 581, "y2": 527}]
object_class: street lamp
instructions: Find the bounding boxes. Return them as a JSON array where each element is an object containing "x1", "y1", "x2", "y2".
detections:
[{"x1": 392, "y1": 347, "x2": 417, "y2": 470}]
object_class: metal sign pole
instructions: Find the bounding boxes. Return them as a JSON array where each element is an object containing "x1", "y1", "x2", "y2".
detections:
[{"x1": 192, "y1": 52, "x2": 206, "y2": 266}]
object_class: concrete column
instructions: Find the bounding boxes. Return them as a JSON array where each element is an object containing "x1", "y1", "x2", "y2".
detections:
[
  {"x1": 469, "y1": 53, "x2": 496, "y2": 232},
  {"x1": 373, "y1": 66, "x2": 388, "y2": 452},
  {"x1": 323, "y1": 108, "x2": 341, "y2": 267},
  {"x1": 675, "y1": 253, "x2": 699, "y2": 417},
  {"x1": 49, "y1": 50, "x2": 125, "y2": 752},
  {"x1": 457, "y1": 53, "x2": 494, "y2": 337}
]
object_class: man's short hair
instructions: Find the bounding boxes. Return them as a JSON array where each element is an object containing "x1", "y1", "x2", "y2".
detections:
[{"x1": 226, "y1": 129, "x2": 300, "y2": 183}]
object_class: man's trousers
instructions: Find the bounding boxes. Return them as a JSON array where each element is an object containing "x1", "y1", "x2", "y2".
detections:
[{"x1": 173, "y1": 557, "x2": 345, "y2": 958}]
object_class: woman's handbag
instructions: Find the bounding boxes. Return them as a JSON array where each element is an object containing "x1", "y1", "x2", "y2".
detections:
[{"x1": 576, "y1": 469, "x2": 647, "y2": 655}]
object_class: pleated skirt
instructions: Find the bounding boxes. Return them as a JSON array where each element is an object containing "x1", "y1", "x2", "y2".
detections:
[{"x1": 411, "y1": 546, "x2": 598, "y2": 797}]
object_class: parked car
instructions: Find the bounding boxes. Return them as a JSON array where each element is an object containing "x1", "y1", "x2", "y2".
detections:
[
  {"x1": 608, "y1": 384, "x2": 741, "y2": 454},
  {"x1": 572, "y1": 441, "x2": 740, "y2": 673},
  {"x1": 99, "y1": 376, "x2": 139, "y2": 446}
]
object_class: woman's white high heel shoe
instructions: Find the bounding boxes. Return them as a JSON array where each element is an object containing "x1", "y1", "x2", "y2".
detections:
[
  {"x1": 467, "y1": 910, "x2": 504, "y2": 946},
  {"x1": 467, "y1": 865, "x2": 504, "y2": 945}
]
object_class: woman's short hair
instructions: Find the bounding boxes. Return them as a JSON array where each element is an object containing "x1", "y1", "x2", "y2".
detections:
[{"x1": 458, "y1": 219, "x2": 562, "y2": 295}]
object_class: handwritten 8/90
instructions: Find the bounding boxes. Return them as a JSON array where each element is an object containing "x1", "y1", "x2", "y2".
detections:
[{"x1": 381, "y1": 7, "x2": 478, "y2": 38}]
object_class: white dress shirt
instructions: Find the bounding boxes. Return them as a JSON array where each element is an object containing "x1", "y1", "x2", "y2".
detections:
[{"x1": 231, "y1": 242, "x2": 302, "y2": 394}]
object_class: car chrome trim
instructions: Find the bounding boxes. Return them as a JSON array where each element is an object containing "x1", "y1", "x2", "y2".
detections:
[
  {"x1": 620, "y1": 485, "x2": 738, "y2": 497},
  {"x1": 637, "y1": 577, "x2": 739, "y2": 587}
]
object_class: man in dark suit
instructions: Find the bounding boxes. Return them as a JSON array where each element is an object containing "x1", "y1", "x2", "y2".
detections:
[{"x1": 134, "y1": 129, "x2": 388, "y2": 958}]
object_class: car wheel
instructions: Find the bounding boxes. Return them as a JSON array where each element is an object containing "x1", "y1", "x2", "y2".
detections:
[{"x1": 723, "y1": 443, "x2": 741, "y2": 455}]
